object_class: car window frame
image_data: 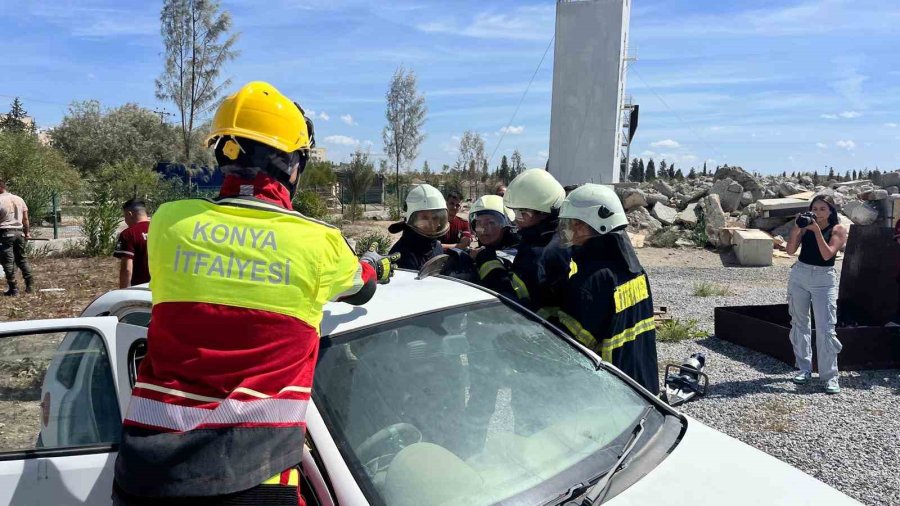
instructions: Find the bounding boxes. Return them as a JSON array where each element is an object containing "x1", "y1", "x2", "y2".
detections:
[{"x1": 0, "y1": 326, "x2": 121, "y2": 462}]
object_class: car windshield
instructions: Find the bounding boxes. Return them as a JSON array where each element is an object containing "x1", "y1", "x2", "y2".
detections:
[{"x1": 314, "y1": 300, "x2": 650, "y2": 506}]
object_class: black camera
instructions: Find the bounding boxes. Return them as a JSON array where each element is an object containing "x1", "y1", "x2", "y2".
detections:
[{"x1": 795, "y1": 211, "x2": 816, "y2": 227}]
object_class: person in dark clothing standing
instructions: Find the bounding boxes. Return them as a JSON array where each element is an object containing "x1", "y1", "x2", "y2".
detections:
[
  {"x1": 785, "y1": 194, "x2": 848, "y2": 394},
  {"x1": 0, "y1": 179, "x2": 33, "y2": 296},
  {"x1": 389, "y1": 184, "x2": 447, "y2": 270},
  {"x1": 114, "y1": 199, "x2": 151, "y2": 288},
  {"x1": 555, "y1": 184, "x2": 659, "y2": 394},
  {"x1": 474, "y1": 168, "x2": 569, "y2": 313}
]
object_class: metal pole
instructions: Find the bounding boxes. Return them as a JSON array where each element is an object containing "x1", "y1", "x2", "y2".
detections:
[{"x1": 51, "y1": 192, "x2": 59, "y2": 239}]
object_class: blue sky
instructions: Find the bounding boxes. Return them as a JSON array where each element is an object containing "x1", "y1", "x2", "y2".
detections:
[{"x1": 2, "y1": 0, "x2": 899, "y2": 174}]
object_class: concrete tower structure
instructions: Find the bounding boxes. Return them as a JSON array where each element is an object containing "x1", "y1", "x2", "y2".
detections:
[{"x1": 548, "y1": 0, "x2": 631, "y2": 185}]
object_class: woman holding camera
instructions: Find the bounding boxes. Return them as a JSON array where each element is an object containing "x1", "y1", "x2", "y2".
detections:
[{"x1": 785, "y1": 195, "x2": 848, "y2": 394}]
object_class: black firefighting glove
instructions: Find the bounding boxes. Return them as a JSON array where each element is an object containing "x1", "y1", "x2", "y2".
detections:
[{"x1": 361, "y1": 251, "x2": 401, "y2": 284}]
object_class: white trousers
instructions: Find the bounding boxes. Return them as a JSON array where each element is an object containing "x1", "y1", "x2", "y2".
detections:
[{"x1": 787, "y1": 262, "x2": 842, "y2": 381}]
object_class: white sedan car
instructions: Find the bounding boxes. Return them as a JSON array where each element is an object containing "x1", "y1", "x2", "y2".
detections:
[{"x1": 0, "y1": 271, "x2": 861, "y2": 505}]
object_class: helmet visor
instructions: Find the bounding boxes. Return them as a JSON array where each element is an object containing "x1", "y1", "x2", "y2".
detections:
[
  {"x1": 557, "y1": 218, "x2": 578, "y2": 248},
  {"x1": 409, "y1": 209, "x2": 449, "y2": 239}
]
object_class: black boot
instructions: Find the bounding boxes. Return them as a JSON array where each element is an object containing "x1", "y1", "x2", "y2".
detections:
[
  {"x1": 24, "y1": 279, "x2": 33, "y2": 294},
  {"x1": 4, "y1": 282, "x2": 18, "y2": 296}
]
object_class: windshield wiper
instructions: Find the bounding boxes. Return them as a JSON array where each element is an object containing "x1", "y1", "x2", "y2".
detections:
[{"x1": 571, "y1": 405, "x2": 653, "y2": 506}]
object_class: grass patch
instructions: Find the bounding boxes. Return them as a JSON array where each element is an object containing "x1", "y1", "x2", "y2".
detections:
[
  {"x1": 693, "y1": 281, "x2": 733, "y2": 297},
  {"x1": 656, "y1": 318, "x2": 706, "y2": 342}
]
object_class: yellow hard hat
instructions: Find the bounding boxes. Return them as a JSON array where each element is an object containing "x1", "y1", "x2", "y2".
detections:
[{"x1": 207, "y1": 81, "x2": 310, "y2": 153}]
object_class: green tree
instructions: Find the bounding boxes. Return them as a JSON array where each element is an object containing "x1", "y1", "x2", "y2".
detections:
[
  {"x1": 383, "y1": 66, "x2": 427, "y2": 213},
  {"x1": 510, "y1": 149, "x2": 525, "y2": 179},
  {"x1": 828, "y1": 167, "x2": 835, "y2": 180},
  {"x1": 852, "y1": 169, "x2": 858, "y2": 180},
  {"x1": 675, "y1": 168, "x2": 684, "y2": 180},
  {"x1": 668, "y1": 163, "x2": 676, "y2": 179},
  {"x1": 345, "y1": 150, "x2": 375, "y2": 220},
  {"x1": 702, "y1": 161, "x2": 707, "y2": 176},
  {"x1": 299, "y1": 160, "x2": 335, "y2": 189},
  {"x1": 638, "y1": 158, "x2": 645, "y2": 182},
  {"x1": 844, "y1": 170, "x2": 851, "y2": 181},
  {"x1": 0, "y1": 98, "x2": 35, "y2": 134},
  {"x1": 687, "y1": 167, "x2": 696, "y2": 179},
  {"x1": 157, "y1": 0, "x2": 239, "y2": 163},
  {"x1": 50, "y1": 101, "x2": 181, "y2": 174},
  {"x1": 421, "y1": 160, "x2": 431, "y2": 181},
  {"x1": 646, "y1": 158, "x2": 657, "y2": 181},
  {"x1": 0, "y1": 131, "x2": 80, "y2": 221},
  {"x1": 498, "y1": 155, "x2": 511, "y2": 184},
  {"x1": 628, "y1": 158, "x2": 640, "y2": 182},
  {"x1": 658, "y1": 160, "x2": 668, "y2": 180}
]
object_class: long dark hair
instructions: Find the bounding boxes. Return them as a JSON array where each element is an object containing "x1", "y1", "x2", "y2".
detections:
[{"x1": 809, "y1": 195, "x2": 839, "y2": 227}]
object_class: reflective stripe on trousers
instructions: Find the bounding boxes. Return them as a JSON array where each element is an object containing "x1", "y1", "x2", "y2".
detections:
[{"x1": 787, "y1": 262, "x2": 842, "y2": 381}]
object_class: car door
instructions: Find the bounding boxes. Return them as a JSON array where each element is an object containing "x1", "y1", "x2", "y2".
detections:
[{"x1": 0, "y1": 317, "x2": 144, "y2": 506}]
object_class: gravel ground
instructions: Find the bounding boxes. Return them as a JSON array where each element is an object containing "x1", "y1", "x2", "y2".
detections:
[{"x1": 646, "y1": 256, "x2": 900, "y2": 506}]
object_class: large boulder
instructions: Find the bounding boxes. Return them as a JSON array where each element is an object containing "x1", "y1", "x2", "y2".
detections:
[
  {"x1": 675, "y1": 203, "x2": 699, "y2": 227},
  {"x1": 699, "y1": 194, "x2": 728, "y2": 248},
  {"x1": 887, "y1": 186, "x2": 899, "y2": 195},
  {"x1": 651, "y1": 202, "x2": 678, "y2": 226},
  {"x1": 778, "y1": 181, "x2": 805, "y2": 197},
  {"x1": 752, "y1": 216, "x2": 793, "y2": 231},
  {"x1": 710, "y1": 177, "x2": 744, "y2": 212},
  {"x1": 859, "y1": 189, "x2": 889, "y2": 201},
  {"x1": 843, "y1": 200, "x2": 879, "y2": 225},
  {"x1": 626, "y1": 206, "x2": 662, "y2": 234},
  {"x1": 646, "y1": 193, "x2": 670, "y2": 208},
  {"x1": 799, "y1": 175, "x2": 813, "y2": 186},
  {"x1": 621, "y1": 188, "x2": 648, "y2": 211},
  {"x1": 652, "y1": 179, "x2": 676, "y2": 198},
  {"x1": 740, "y1": 191, "x2": 755, "y2": 207},
  {"x1": 882, "y1": 170, "x2": 900, "y2": 188},
  {"x1": 714, "y1": 165, "x2": 763, "y2": 193}
]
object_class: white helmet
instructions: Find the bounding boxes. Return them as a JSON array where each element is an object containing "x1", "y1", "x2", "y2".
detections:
[
  {"x1": 405, "y1": 184, "x2": 449, "y2": 238},
  {"x1": 559, "y1": 183, "x2": 628, "y2": 235},
  {"x1": 469, "y1": 195, "x2": 515, "y2": 229},
  {"x1": 503, "y1": 168, "x2": 565, "y2": 214}
]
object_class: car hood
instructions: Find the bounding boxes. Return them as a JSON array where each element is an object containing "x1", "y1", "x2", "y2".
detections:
[{"x1": 607, "y1": 416, "x2": 861, "y2": 505}]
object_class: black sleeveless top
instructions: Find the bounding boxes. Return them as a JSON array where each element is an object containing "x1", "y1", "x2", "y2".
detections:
[{"x1": 798, "y1": 224, "x2": 835, "y2": 267}]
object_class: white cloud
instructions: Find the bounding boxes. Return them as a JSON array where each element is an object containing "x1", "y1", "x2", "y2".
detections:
[
  {"x1": 885, "y1": 123, "x2": 898, "y2": 128},
  {"x1": 416, "y1": 5, "x2": 554, "y2": 40},
  {"x1": 537, "y1": 150, "x2": 549, "y2": 159},
  {"x1": 820, "y1": 113, "x2": 838, "y2": 119},
  {"x1": 323, "y1": 135, "x2": 359, "y2": 146},
  {"x1": 318, "y1": 112, "x2": 330, "y2": 121},
  {"x1": 500, "y1": 125, "x2": 524, "y2": 135},
  {"x1": 650, "y1": 139, "x2": 680, "y2": 148},
  {"x1": 838, "y1": 111, "x2": 861, "y2": 119},
  {"x1": 816, "y1": 142, "x2": 828, "y2": 149},
  {"x1": 340, "y1": 114, "x2": 356, "y2": 126},
  {"x1": 835, "y1": 140, "x2": 856, "y2": 150}
]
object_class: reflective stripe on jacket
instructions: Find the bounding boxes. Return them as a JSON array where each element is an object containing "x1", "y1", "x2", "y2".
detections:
[
  {"x1": 557, "y1": 234, "x2": 659, "y2": 394},
  {"x1": 116, "y1": 194, "x2": 373, "y2": 498}
]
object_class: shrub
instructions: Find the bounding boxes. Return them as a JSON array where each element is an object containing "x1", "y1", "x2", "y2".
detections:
[
  {"x1": 692, "y1": 205, "x2": 708, "y2": 247},
  {"x1": 293, "y1": 190, "x2": 329, "y2": 220},
  {"x1": 656, "y1": 318, "x2": 705, "y2": 342},
  {"x1": 693, "y1": 281, "x2": 733, "y2": 297},
  {"x1": 343, "y1": 204, "x2": 364, "y2": 222},
  {"x1": 354, "y1": 231, "x2": 392, "y2": 255}
]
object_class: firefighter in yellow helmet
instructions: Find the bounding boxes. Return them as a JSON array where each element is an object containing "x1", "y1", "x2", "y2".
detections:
[{"x1": 113, "y1": 82, "x2": 395, "y2": 505}]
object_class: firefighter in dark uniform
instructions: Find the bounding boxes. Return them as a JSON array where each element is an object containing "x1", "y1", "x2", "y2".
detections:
[
  {"x1": 388, "y1": 184, "x2": 447, "y2": 270},
  {"x1": 555, "y1": 183, "x2": 659, "y2": 394},
  {"x1": 473, "y1": 169, "x2": 570, "y2": 313}
]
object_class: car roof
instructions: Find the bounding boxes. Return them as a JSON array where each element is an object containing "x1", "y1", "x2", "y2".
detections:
[{"x1": 81, "y1": 271, "x2": 496, "y2": 336}]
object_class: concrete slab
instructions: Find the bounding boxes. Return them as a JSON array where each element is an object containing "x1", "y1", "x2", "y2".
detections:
[{"x1": 733, "y1": 229, "x2": 774, "y2": 266}]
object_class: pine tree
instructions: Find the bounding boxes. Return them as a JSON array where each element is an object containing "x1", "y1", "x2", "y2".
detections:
[
  {"x1": 668, "y1": 164, "x2": 676, "y2": 179},
  {"x1": 687, "y1": 167, "x2": 697, "y2": 179},
  {"x1": 702, "y1": 161, "x2": 707, "y2": 176},
  {"x1": 791, "y1": 171, "x2": 796, "y2": 178},
  {"x1": 658, "y1": 160, "x2": 668, "y2": 180},
  {"x1": 0, "y1": 97, "x2": 35, "y2": 133},
  {"x1": 828, "y1": 167, "x2": 835, "y2": 180},
  {"x1": 638, "y1": 159, "x2": 646, "y2": 182},
  {"x1": 872, "y1": 169, "x2": 883, "y2": 186},
  {"x1": 646, "y1": 158, "x2": 657, "y2": 181},
  {"x1": 812, "y1": 172, "x2": 820, "y2": 185},
  {"x1": 628, "y1": 158, "x2": 641, "y2": 182},
  {"x1": 782, "y1": 171, "x2": 787, "y2": 178},
  {"x1": 844, "y1": 170, "x2": 851, "y2": 181},
  {"x1": 675, "y1": 168, "x2": 684, "y2": 180},
  {"x1": 498, "y1": 155, "x2": 511, "y2": 183}
]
